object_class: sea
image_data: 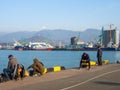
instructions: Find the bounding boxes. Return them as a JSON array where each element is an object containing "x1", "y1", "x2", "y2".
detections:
[{"x1": 0, "y1": 50, "x2": 120, "y2": 72}]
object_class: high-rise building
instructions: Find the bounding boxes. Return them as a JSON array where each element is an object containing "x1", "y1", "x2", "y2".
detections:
[
  {"x1": 71, "y1": 37, "x2": 78, "y2": 45},
  {"x1": 102, "y1": 29, "x2": 119, "y2": 47}
]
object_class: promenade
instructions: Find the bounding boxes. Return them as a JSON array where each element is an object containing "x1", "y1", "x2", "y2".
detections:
[{"x1": 0, "y1": 64, "x2": 120, "y2": 90}]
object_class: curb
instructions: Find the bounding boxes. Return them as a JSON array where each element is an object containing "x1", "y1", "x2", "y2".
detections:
[
  {"x1": 82, "y1": 61, "x2": 97, "y2": 66},
  {"x1": 44, "y1": 66, "x2": 65, "y2": 74}
]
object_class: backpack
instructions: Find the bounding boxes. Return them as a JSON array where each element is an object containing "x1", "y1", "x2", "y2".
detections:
[
  {"x1": 0, "y1": 73, "x2": 5, "y2": 83},
  {"x1": 12, "y1": 64, "x2": 25, "y2": 80}
]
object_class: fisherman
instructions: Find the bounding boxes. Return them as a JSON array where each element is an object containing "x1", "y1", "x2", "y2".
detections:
[
  {"x1": 116, "y1": 60, "x2": 120, "y2": 64},
  {"x1": 3, "y1": 55, "x2": 18, "y2": 80},
  {"x1": 27, "y1": 58, "x2": 44, "y2": 76},
  {"x1": 97, "y1": 46, "x2": 102, "y2": 66},
  {"x1": 80, "y1": 52, "x2": 91, "y2": 70}
]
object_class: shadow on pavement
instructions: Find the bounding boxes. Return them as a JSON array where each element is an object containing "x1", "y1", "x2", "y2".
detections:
[{"x1": 95, "y1": 81, "x2": 120, "y2": 86}]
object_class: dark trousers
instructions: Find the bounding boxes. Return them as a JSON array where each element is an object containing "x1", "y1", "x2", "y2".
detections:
[
  {"x1": 3, "y1": 68, "x2": 14, "y2": 80},
  {"x1": 98, "y1": 56, "x2": 102, "y2": 65},
  {"x1": 80, "y1": 60, "x2": 90, "y2": 69}
]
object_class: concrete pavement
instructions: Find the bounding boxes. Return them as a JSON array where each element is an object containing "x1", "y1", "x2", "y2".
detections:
[{"x1": 0, "y1": 64, "x2": 120, "y2": 90}]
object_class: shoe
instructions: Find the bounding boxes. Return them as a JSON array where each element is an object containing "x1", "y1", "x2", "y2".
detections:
[
  {"x1": 88, "y1": 68, "x2": 91, "y2": 70},
  {"x1": 5, "y1": 78, "x2": 10, "y2": 81},
  {"x1": 33, "y1": 74, "x2": 37, "y2": 77}
]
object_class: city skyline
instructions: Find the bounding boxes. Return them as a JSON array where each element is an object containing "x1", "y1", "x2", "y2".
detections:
[{"x1": 0, "y1": 0, "x2": 120, "y2": 32}]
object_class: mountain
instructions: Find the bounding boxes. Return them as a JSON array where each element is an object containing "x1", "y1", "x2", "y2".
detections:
[
  {"x1": 0, "y1": 31, "x2": 37, "y2": 43},
  {"x1": 80, "y1": 29, "x2": 101, "y2": 42},
  {"x1": 0, "y1": 29, "x2": 101, "y2": 45},
  {"x1": 35, "y1": 29, "x2": 79, "y2": 44},
  {"x1": 34, "y1": 29, "x2": 100, "y2": 44}
]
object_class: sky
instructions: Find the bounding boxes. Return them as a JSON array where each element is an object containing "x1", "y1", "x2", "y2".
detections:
[{"x1": 0, "y1": 0, "x2": 120, "y2": 32}]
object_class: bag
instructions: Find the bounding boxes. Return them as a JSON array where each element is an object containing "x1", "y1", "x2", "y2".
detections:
[
  {"x1": 0, "y1": 73, "x2": 5, "y2": 83},
  {"x1": 24, "y1": 70, "x2": 29, "y2": 77},
  {"x1": 13, "y1": 64, "x2": 25, "y2": 80}
]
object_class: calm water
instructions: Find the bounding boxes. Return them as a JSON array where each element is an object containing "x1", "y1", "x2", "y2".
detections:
[{"x1": 0, "y1": 50, "x2": 120, "y2": 72}]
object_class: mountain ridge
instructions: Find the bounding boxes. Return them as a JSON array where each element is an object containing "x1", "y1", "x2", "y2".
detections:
[{"x1": 0, "y1": 29, "x2": 101, "y2": 45}]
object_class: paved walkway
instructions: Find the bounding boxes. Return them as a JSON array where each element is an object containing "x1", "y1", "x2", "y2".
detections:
[{"x1": 0, "y1": 64, "x2": 120, "y2": 90}]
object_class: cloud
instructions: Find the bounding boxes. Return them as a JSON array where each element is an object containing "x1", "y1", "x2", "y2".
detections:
[{"x1": 41, "y1": 26, "x2": 48, "y2": 29}]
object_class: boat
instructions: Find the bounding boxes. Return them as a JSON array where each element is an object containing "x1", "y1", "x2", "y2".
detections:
[
  {"x1": 52, "y1": 46, "x2": 119, "y2": 51},
  {"x1": 14, "y1": 46, "x2": 23, "y2": 51},
  {"x1": 83, "y1": 47, "x2": 118, "y2": 51},
  {"x1": 13, "y1": 40, "x2": 23, "y2": 50},
  {"x1": 24, "y1": 42, "x2": 54, "y2": 50}
]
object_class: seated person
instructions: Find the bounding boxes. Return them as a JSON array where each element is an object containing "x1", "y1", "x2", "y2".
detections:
[
  {"x1": 27, "y1": 58, "x2": 44, "y2": 76},
  {"x1": 17, "y1": 64, "x2": 25, "y2": 80},
  {"x1": 80, "y1": 52, "x2": 90, "y2": 70},
  {"x1": 3, "y1": 55, "x2": 18, "y2": 80}
]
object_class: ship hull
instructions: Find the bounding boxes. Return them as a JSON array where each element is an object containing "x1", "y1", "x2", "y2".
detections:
[
  {"x1": 14, "y1": 46, "x2": 23, "y2": 51},
  {"x1": 52, "y1": 47, "x2": 119, "y2": 51}
]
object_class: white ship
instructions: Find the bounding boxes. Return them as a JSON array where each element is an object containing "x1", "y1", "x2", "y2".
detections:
[{"x1": 25, "y1": 42, "x2": 54, "y2": 50}]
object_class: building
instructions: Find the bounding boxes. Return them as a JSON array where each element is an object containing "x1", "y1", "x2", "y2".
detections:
[
  {"x1": 71, "y1": 36, "x2": 78, "y2": 45},
  {"x1": 64, "y1": 36, "x2": 85, "y2": 49},
  {"x1": 102, "y1": 29, "x2": 119, "y2": 48}
]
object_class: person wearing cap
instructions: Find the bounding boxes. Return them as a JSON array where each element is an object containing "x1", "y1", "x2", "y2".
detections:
[
  {"x1": 3, "y1": 55, "x2": 18, "y2": 80},
  {"x1": 27, "y1": 58, "x2": 44, "y2": 76}
]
